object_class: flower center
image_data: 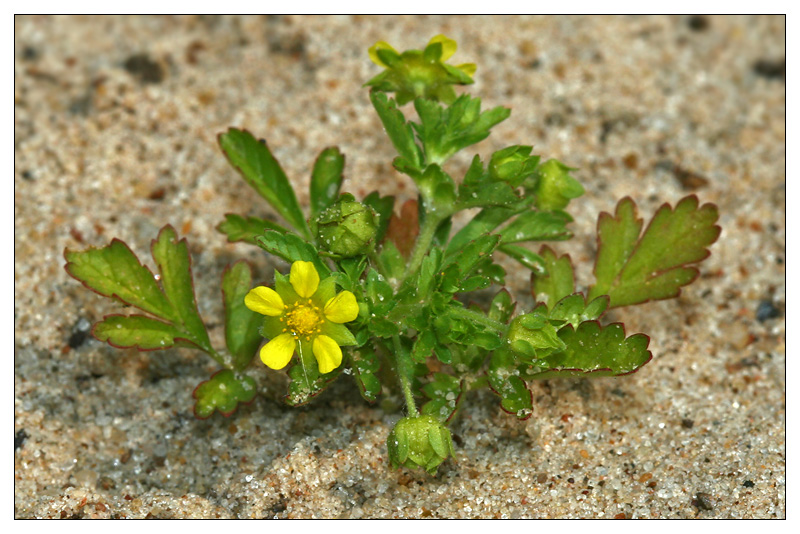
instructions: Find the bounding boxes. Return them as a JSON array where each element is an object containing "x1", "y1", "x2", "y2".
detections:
[{"x1": 285, "y1": 301, "x2": 323, "y2": 338}]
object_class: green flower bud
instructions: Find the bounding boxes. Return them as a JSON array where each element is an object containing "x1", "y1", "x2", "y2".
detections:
[
  {"x1": 315, "y1": 193, "x2": 379, "y2": 258},
  {"x1": 507, "y1": 312, "x2": 566, "y2": 361},
  {"x1": 387, "y1": 415, "x2": 454, "y2": 474},
  {"x1": 489, "y1": 145, "x2": 540, "y2": 187},
  {"x1": 533, "y1": 159, "x2": 585, "y2": 211}
]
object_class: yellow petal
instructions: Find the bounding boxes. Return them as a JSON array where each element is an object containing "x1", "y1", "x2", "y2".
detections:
[
  {"x1": 260, "y1": 333, "x2": 296, "y2": 369},
  {"x1": 368, "y1": 40, "x2": 397, "y2": 67},
  {"x1": 323, "y1": 291, "x2": 359, "y2": 323},
  {"x1": 289, "y1": 261, "x2": 319, "y2": 298},
  {"x1": 456, "y1": 62, "x2": 477, "y2": 77},
  {"x1": 428, "y1": 34, "x2": 457, "y2": 61},
  {"x1": 244, "y1": 286, "x2": 285, "y2": 316},
  {"x1": 312, "y1": 335, "x2": 342, "y2": 374}
]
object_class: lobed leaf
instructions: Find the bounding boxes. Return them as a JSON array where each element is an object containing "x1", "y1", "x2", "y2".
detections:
[
  {"x1": 221, "y1": 261, "x2": 262, "y2": 370},
  {"x1": 588, "y1": 196, "x2": 721, "y2": 308},
  {"x1": 421, "y1": 373, "x2": 464, "y2": 422},
  {"x1": 65, "y1": 239, "x2": 175, "y2": 320},
  {"x1": 369, "y1": 91, "x2": 424, "y2": 170},
  {"x1": 217, "y1": 214, "x2": 289, "y2": 245},
  {"x1": 151, "y1": 226, "x2": 212, "y2": 353},
  {"x1": 193, "y1": 370, "x2": 257, "y2": 419},
  {"x1": 497, "y1": 210, "x2": 573, "y2": 244},
  {"x1": 487, "y1": 349, "x2": 533, "y2": 420},
  {"x1": 548, "y1": 294, "x2": 609, "y2": 328},
  {"x1": 218, "y1": 128, "x2": 310, "y2": 237},
  {"x1": 525, "y1": 321, "x2": 652, "y2": 379},
  {"x1": 93, "y1": 315, "x2": 188, "y2": 351},
  {"x1": 412, "y1": 95, "x2": 510, "y2": 165},
  {"x1": 255, "y1": 231, "x2": 331, "y2": 277},
  {"x1": 309, "y1": 147, "x2": 345, "y2": 218},
  {"x1": 348, "y1": 345, "x2": 382, "y2": 402},
  {"x1": 285, "y1": 348, "x2": 343, "y2": 406},
  {"x1": 531, "y1": 246, "x2": 575, "y2": 309}
]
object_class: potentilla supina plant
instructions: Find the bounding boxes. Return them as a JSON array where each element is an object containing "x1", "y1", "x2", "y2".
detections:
[
  {"x1": 65, "y1": 34, "x2": 720, "y2": 475},
  {"x1": 244, "y1": 261, "x2": 358, "y2": 374}
]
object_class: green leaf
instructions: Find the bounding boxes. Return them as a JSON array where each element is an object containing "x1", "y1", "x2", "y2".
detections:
[
  {"x1": 498, "y1": 210, "x2": 573, "y2": 244},
  {"x1": 65, "y1": 226, "x2": 218, "y2": 360},
  {"x1": 151, "y1": 226, "x2": 212, "y2": 352},
  {"x1": 365, "y1": 268, "x2": 394, "y2": 314},
  {"x1": 193, "y1": 370, "x2": 257, "y2": 419},
  {"x1": 368, "y1": 316, "x2": 401, "y2": 338},
  {"x1": 218, "y1": 128, "x2": 310, "y2": 237},
  {"x1": 442, "y1": 234, "x2": 500, "y2": 285},
  {"x1": 255, "y1": 231, "x2": 330, "y2": 277},
  {"x1": 497, "y1": 244, "x2": 546, "y2": 275},
  {"x1": 369, "y1": 91, "x2": 424, "y2": 170},
  {"x1": 65, "y1": 238, "x2": 175, "y2": 320},
  {"x1": 348, "y1": 345, "x2": 382, "y2": 402},
  {"x1": 217, "y1": 214, "x2": 289, "y2": 245},
  {"x1": 507, "y1": 312, "x2": 566, "y2": 361},
  {"x1": 377, "y1": 240, "x2": 406, "y2": 282},
  {"x1": 421, "y1": 373, "x2": 463, "y2": 422},
  {"x1": 309, "y1": 147, "x2": 345, "y2": 218},
  {"x1": 531, "y1": 246, "x2": 575, "y2": 309},
  {"x1": 588, "y1": 196, "x2": 721, "y2": 308},
  {"x1": 93, "y1": 315, "x2": 188, "y2": 351},
  {"x1": 412, "y1": 95, "x2": 510, "y2": 165},
  {"x1": 362, "y1": 191, "x2": 395, "y2": 245},
  {"x1": 488, "y1": 289, "x2": 515, "y2": 323},
  {"x1": 285, "y1": 351, "x2": 342, "y2": 406},
  {"x1": 412, "y1": 330, "x2": 436, "y2": 363},
  {"x1": 333, "y1": 256, "x2": 368, "y2": 292},
  {"x1": 525, "y1": 321, "x2": 652, "y2": 379},
  {"x1": 446, "y1": 201, "x2": 528, "y2": 255},
  {"x1": 221, "y1": 261, "x2": 262, "y2": 370},
  {"x1": 548, "y1": 294, "x2": 609, "y2": 328},
  {"x1": 487, "y1": 349, "x2": 533, "y2": 420},
  {"x1": 531, "y1": 159, "x2": 584, "y2": 211},
  {"x1": 489, "y1": 145, "x2": 541, "y2": 187}
]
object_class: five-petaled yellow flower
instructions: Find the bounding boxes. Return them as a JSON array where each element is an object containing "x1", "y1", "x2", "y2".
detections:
[{"x1": 245, "y1": 261, "x2": 359, "y2": 374}]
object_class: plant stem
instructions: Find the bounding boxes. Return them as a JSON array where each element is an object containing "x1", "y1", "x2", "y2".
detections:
[
  {"x1": 448, "y1": 305, "x2": 510, "y2": 335},
  {"x1": 402, "y1": 212, "x2": 444, "y2": 284},
  {"x1": 392, "y1": 334, "x2": 419, "y2": 417}
]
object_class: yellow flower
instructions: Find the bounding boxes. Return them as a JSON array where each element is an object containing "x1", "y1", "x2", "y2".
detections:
[{"x1": 245, "y1": 261, "x2": 359, "y2": 374}]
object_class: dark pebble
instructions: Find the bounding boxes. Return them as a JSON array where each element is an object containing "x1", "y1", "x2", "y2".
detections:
[
  {"x1": 752, "y1": 58, "x2": 785, "y2": 81},
  {"x1": 68, "y1": 317, "x2": 92, "y2": 349},
  {"x1": 22, "y1": 46, "x2": 39, "y2": 61},
  {"x1": 681, "y1": 418, "x2": 695, "y2": 429},
  {"x1": 21, "y1": 170, "x2": 35, "y2": 180},
  {"x1": 743, "y1": 480, "x2": 755, "y2": 488},
  {"x1": 756, "y1": 300, "x2": 781, "y2": 322},
  {"x1": 271, "y1": 497, "x2": 287, "y2": 514},
  {"x1": 687, "y1": 15, "x2": 710, "y2": 32},
  {"x1": 692, "y1": 492, "x2": 714, "y2": 511},
  {"x1": 123, "y1": 53, "x2": 164, "y2": 84},
  {"x1": 15, "y1": 429, "x2": 29, "y2": 450}
]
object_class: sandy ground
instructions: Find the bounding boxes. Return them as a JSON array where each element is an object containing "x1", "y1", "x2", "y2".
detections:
[{"x1": 14, "y1": 15, "x2": 784, "y2": 518}]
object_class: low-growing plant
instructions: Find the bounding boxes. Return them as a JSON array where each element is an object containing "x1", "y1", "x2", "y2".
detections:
[{"x1": 65, "y1": 35, "x2": 720, "y2": 474}]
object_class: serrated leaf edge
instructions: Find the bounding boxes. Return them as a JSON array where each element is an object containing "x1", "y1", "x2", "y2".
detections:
[
  {"x1": 593, "y1": 195, "x2": 721, "y2": 307},
  {"x1": 192, "y1": 369, "x2": 257, "y2": 420},
  {"x1": 543, "y1": 320, "x2": 653, "y2": 377}
]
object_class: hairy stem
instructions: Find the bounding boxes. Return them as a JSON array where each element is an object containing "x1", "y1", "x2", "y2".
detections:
[
  {"x1": 392, "y1": 334, "x2": 419, "y2": 417},
  {"x1": 402, "y1": 212, "x2": 444, "y2": 284}
]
